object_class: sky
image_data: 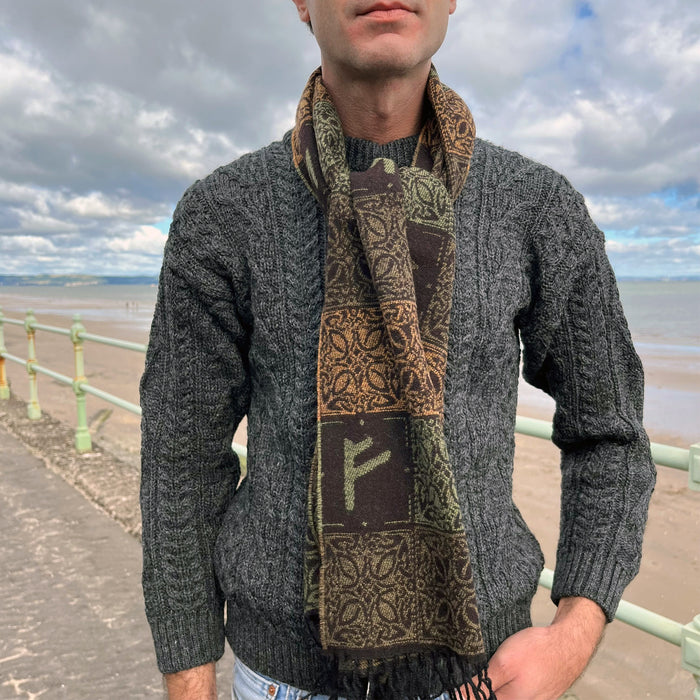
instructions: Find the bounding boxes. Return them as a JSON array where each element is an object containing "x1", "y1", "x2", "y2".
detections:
[{"x1": 0, "y1": 0, "x2": 698, "y2": 279}]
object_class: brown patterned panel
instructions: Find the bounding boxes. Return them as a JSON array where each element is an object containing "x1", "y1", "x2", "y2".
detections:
[
  {"x1": 323, "y1": 218, "x2": 381, "y2": 311},
  {"x1": 320, "y1": 531, "x2": 417, "y2": 651},
  {"x1": 317, "y1": 305, "x2": 446, "y2": 416},
  {"x1": 314, "y1": 97, "x2": 351, "y2": 196},
  {"x1": 400, "y1": 167, "x2": 455, "y2": 230},
  {"x1": 321, "y1": 528, "x2": 484, "y2": 658},
  {"x1": 425, "y1": 70, "x2": 475, "y2": 199},
  {"x1": 414, "y1": 529, "x2": 484, "y2": 656},
  {"x1": 319, "y1": 413, "x2": 412, "y2": 533}
]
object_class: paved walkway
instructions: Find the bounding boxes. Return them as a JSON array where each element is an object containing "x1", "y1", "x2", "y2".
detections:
[
  {"x1": 0, "y1": 422, "x2": 164, "y2": 698},
  {"x1": 0, "y1": 413, "x2": 237, "y2": 700}
]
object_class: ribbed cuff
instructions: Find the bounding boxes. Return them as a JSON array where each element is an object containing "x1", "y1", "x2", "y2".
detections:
[
  {"x1": 149, "y1": 607, "x2": 225, "y2": 674},
  {"x1": 551, "y1": 548, "x2": 629, "y2": 622},
  {"x1": 480, "y1": 603, "x2": 533, "y2": 658}
]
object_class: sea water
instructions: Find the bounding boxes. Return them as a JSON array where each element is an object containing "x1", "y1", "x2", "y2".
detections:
[
  {"x1": 619, "y1": 280, "x2": 699, "y2": 349},
  {"x1": 518, "y1": 280, "x2": 699, "y2": 446},
  {"x1": 0, "y1": 284, "x2": 159, "y2": 333},
  {"x1": 619, "y1": 281, "x2": 699, "y2": 446}
]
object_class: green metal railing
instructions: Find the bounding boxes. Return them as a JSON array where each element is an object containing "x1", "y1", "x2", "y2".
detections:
[
  {"x1": 516, "y1": 415, "x2": 700, "y2": 697},
  {"x1": 0, "y1": 307, "x2": 248, "y2": 460},
  {"x1": 0, "y1": 307, "x2": 146, "y2": 452},
  {"x1": 0, "y1": 307, "x2": 697, "y2": 695}
]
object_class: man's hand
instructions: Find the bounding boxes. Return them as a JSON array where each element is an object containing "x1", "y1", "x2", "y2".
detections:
[
  {"x1": 467, "y1": 597, "x2": 606, "y2": 700},
  {"x1": 165, "y1": 662, "x2": 217, "y2": 700}
]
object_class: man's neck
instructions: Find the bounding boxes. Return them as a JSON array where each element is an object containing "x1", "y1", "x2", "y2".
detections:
[{"x1": 320, "y1": 62, "x2": 430, "y2": 144}]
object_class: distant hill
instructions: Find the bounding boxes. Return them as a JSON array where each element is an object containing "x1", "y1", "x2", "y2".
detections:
[
  {"x1": 1, "y1": 274, "x2": 696, "y2": 287},
  {"x1": 0, "y1": 274, "x2": 159, "y2": 287},
  {"x1": 618, "y1": 276, "x2": 700, "y2": 282}
]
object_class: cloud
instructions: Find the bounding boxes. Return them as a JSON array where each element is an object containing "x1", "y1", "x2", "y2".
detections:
[
  {"x1": 0, "y1": 0, "x2": 698, "y2": 276},
  {"x1": 442, "y1": 0, "x2": 578, "y2": 98},
  {"x1": 0, "y1": 226, "x2": 166, "y2": 275},
  {"x1": 105, "y1": 226, "x2": 167, "y2": 256},
  {"x1": 440, "y1": 0, "x2": 700, "y2": 199},
  {"x1": 606, "y1": 235, "x2": 700, "y2": 278},
  {"x1": 0, "y1": 41, "x2": 252, "y2": 195},
  {"x1": 592, "y1": 189, "x2": 700, "y2": 277},
  {"x1": 12, "y1": 210, "x2": 75, "y2": 234},
  {"x1": 587, "y1": 192, "x2": 700, "y2": 237},
  {"x1": 0, "y1": 0, "x2": 319, "y2": 142},
  {"x1": 60, "y1": 192, "x2": 148, "y2": 220},
  {"x1": 0, "y1": 235, "x2": 58, "y2": 256}
]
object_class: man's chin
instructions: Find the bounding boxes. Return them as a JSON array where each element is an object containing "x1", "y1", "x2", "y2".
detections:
[{"x1": 346, "y1": 41, "x2": 428, "y2": 77}]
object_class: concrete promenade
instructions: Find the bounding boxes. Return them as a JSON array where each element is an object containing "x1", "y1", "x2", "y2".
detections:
[
  {"x1": 0, "y1": 395, "x2": 236, "y2": 699},
  {"x1": 0, "y1": 421, "x2": 163, "y2": 698}
]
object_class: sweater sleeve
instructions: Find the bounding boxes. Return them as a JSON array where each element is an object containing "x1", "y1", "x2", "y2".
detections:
[
  {"x1": 519, "y1": 175, "x2": 656, "y2": 622},
  {"x1": 139, "y1": 178, "x2": 251, "y2": 672}
]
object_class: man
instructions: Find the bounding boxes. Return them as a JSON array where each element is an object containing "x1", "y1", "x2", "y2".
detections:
[{"x1": 140, "y1": 1, "x2": 655, "y2": 699}]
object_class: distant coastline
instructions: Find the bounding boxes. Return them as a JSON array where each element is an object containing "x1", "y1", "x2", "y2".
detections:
[
  {"x1": 617, "y1": 276, "x2": 700, "y2": 282},
  {"x1": 0, "y1": 274, "x2": 159, "y2": 287},
  {"x1": 2, "y1": 273, "x2": 700, "y2": 288}
]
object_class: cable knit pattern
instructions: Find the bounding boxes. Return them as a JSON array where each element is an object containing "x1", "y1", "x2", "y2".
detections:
[{"x1": 140, "y1": 134, "x2": 655, "y2": 683}]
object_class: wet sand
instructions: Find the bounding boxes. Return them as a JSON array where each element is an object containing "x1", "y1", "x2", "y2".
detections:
[{"x1": 0, "y1": 299, "x2": 698, "y2": 699}]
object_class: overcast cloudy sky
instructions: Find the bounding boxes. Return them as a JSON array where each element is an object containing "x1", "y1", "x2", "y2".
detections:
[{"x1": 1, "y1": 0, "x2": 698, "y2": 278}]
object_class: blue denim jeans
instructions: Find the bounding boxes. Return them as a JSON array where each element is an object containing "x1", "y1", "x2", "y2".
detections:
[
  {"x1": 231, "y1": 655, "x2": 452, "y2": 700},
  {"x1": 231, "y1": 655, "x2": 334, "y2": 700}
]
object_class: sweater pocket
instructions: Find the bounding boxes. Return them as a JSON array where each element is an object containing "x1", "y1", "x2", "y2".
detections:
[
  {"x1": 213, "y1": 451, "x2": 305, "y2": 621},
  {"x1": 213, "y1": 477, "x2": 252, "y2": 597},
  {"x1": 509, "y1": 504, "x2": 545, "y2": 596}
]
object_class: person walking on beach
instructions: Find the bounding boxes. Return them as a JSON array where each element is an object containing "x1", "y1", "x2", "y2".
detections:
[{"x1": 139, "y1": 2, "x2": 656, "y2": 699}]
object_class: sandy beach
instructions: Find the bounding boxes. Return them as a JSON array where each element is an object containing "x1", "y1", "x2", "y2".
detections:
[{"x1": 1, "y1": 290, "x2": 698, "y2": 699}]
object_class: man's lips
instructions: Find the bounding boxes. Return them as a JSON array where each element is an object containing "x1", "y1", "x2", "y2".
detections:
[{"x1": 359, "y1": 2, "x2": 414, "y2": 18}]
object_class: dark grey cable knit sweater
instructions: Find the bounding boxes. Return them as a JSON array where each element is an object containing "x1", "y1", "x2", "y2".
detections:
[{"x1": 140, "y1": 132, "x2": 655, "y2": 687}]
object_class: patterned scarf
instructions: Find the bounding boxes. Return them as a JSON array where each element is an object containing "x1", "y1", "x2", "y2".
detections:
[{"x1": 292, "y1": 67, "x2": 493, "y2": 700}]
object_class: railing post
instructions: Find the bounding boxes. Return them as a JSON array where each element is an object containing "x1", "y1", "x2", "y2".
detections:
[
  {"x1": 689, "y1": 444, "x2": 700, "y2": 493},
  {"x1": 0, "y1": 306, "x2": 10, "y2": 399},
  {"x1": 682, "y1": 615, "x2": 700, "y2": 699},
  {"x1": 70, "y1": 314, "x2": 92, "y2": 453},
  {"x1": 24, "y1": 309, "x2": 41, "y2": 419}
]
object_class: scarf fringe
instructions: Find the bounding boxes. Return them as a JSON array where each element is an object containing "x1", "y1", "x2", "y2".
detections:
[{"x1": 309, "y1": 649, "x2": 495, "y2": 700}]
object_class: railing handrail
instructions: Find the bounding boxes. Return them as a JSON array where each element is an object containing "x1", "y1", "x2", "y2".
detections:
[
  {"x1": 31, "y1": 322, "x2": 72, "y2": 336},
  {"x1": 514, "y1": 415, "x2": 697, "y2": 477},
  {"x1": 0, "y1": 307, "x2": 693, "y2": 479},
  {"x1": 0, "y1": 311, "x2": 146, "y2": 349},
  {"x1": 0, "y1": 306, "x2": 697, "y2": 694},
  {"x1": 1, "y1": 351, "x2": 29, "y2": 365},
  {"x1": 537, "y1": 568, "x2": 690, "y2": 647},
  {"x1": 0, "y1": 308, "x2": 245, "y2": 457},
  {"x1": 76, "y1": 330, "x2": 147, "y2": 353}
]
